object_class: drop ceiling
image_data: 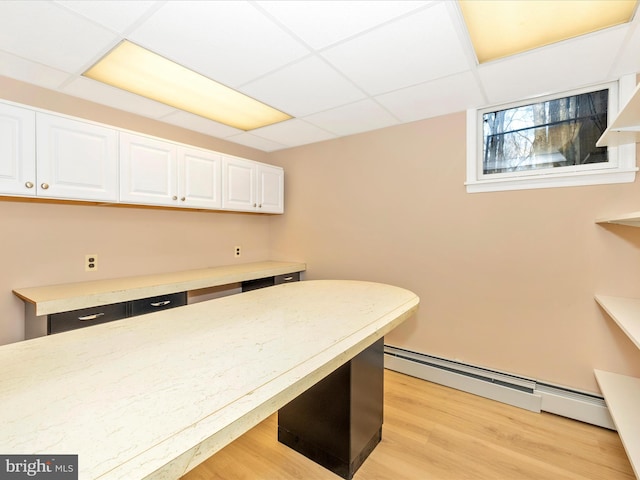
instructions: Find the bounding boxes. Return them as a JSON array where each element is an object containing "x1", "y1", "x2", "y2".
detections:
[{"x1": 0, "y1": 0, "x2": 638, "y2": 152}]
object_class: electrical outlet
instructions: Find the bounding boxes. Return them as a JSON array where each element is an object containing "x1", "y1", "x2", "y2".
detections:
[
  {"x1": 85, "y1": 254, "x2": 98, "y2": 272},
  {"x1": 234, "y1": 246, "x2": 241, "y2": 258}
]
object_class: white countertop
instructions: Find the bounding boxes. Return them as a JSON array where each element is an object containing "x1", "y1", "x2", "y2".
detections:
[
  {"x1": 13, "y1": 261, "x2": 306, "y2": 316},
  {"x1": 0, "y1": 280, "x2": 419, "y2": 480}
]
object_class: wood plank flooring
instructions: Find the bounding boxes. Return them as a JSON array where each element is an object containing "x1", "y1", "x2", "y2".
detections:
[{"x1": 181, "y1": 370, "x2": 634, "y2": 480}]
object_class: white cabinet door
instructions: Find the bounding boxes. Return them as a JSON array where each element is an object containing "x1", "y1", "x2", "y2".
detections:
[
  {"x1": 36, "y1": 113, "x2": 118, "y2": 201},
  {"x1": 222, "y1": 156, "x2": 284, "y2": 213},
  {"x1": 222, "y1": 156, "x2": 256, "y2": 211},
  {"x1": 120, "y1": 132, "x2": 177, "y2": 206},
  {"x1": 257, "y1": 163, "x2": 284, "y2": 214},
  {"x1": 179, "y1": 147, "x2": 221, "y2": 209},
  {"x1": 0, "y1": 103, "x2": 36, "y2": 196}
]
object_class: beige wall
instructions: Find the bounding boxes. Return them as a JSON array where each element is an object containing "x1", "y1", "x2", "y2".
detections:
[
  {"x1": 0, "y1": 77, "x2": 271, "y2": 345},
  {"x1": 268, "y1": 113, "x2": 640, "y2": 393},
  {"x1": 3, "y1": 76, "x2": 640, "y2": 394},
  {"x1": 1, "y1": 201, "x2": 271, "y2": 342}
]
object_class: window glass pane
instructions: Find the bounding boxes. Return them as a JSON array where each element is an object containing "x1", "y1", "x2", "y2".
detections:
[{"x1": 482, "y1": 89, "x2": 608, "y2": 175}]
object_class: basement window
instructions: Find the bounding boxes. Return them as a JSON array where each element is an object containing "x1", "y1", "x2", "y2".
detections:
[{"x1": 465, "y1": 80, "x2": 637, "y2": 193}]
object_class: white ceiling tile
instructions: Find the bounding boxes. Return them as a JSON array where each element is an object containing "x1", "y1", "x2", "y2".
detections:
[
  {"x1": 0, "y1": 1, "x2": 119, "y2": 73},
  {"x1": 303, "y1": 99, "x2": 399, "y2": 136},
  {"x1": 257, "y1": 0, "x2": 431, "y2": 50},
  {"x1": 62, "y1": 76, "x2": 176, "y2": 118},
  {"x1": 250, "y1": 119, "x2": 336, "y2": 147},
  {"x1": 321, "y1": 2, "x2": 470, "y2": 96},
  {"x1": 128, "y1": 0, "x2": 309, "y2": 88},
  {"x1": 0, "y1": 1, "x2": 636, "y2": 152},
  {"x1": 478, "y1": 27, "x2": 629, "y2": 106},
  {"x1": 54, "y1": 0, "x2": 157, "y2": 34},
  {"x1": 159, "y1": 111, "x2": 243, "y2": 139},
  {"x1": 225, "y1": 133, "x2": 289, "y2": 152},
  {"x1": 376, "y1": 71, "x2": 485, "y2": 122},
  {"x1": 0, "y1": 50, "x2": 72, "y2": 90},
  {"x1": 240, "y1": 56, "x2": 366, "y2": 117}
]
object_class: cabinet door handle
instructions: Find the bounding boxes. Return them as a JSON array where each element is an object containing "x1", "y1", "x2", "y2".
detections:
[
  {"x1": 78, "y1": 312, "x2": 105, "y2": 321},
  {"x1": 181, "y1": 197, "x2": 186, "y2": 201},
  {"x1": 25, "y1": 181, "x2": 34, "y2": 189},
  {"x1": 41, "y1": 183, "x2": 49, "y2": 190},
  {"x1": 150, "y1": 300, "x2": 171, "y2": 307},
  {"x1": 172, "y1": 195, "x2": 178, "y2": 201},
  {"x1": 283, "y1": 276, "x2": 293, "y2": 281}
]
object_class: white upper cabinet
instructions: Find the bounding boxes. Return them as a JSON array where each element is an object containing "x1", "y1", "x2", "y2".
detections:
[
  {"x1": 222, "y1": 156, "x2": 284, "y2": 214},
  {"x1": 0, "y1": 100, "x2": 282, "y2": 213},
  {"x1": 120, "y1": 133, "x2": 222, "y2": 209},
  {"x1": 120, "y1": 132, "x2": 177, "y2": 207},
  {"x1": 178, "y1": 147, "x2": 222, "y2": 209},
  {"x1": 0, "y1": 103, "x2": 36, "y2": 196},
  {"x1": 36, "y1": 113, "x2": 118, "y2": 202},
  {"x1": 257, "y1": 163, "x2": 284, "y2": 214}
]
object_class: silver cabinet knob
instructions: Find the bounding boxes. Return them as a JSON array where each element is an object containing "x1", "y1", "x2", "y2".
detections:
[
  {"x1": 25, "y1": 181, "x2": 34, "y2": 189},
  {"x1": 258, "y1": 204, "x2": 262, "y2": 208},
  {"x1": 172, "y1": 195, "x2": 178, "y2": 201},
  {"x1": 181, "y1": 197, "x2": 185, "y2": 201},
  {"x1": 41, "y1": 183, "x2": 49, "y2": 190},
  {"x1": 253, "y1": 203, "x2": 257, "y2": 207}
]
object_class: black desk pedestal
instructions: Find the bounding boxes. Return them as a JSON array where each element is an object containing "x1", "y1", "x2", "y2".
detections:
[{"x1": 278, "y1": 338, "x2": 384, "y2": 479}]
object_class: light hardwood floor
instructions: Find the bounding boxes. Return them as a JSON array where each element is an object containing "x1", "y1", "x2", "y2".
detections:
[{"x1": 181, "y1": 370, "x2": 634, "y2": 480}]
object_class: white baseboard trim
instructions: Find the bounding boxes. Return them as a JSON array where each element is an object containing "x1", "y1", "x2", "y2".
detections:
[
  {"x1": 535, "y1": 383, "x2": 615, "y2": 430},
  {"x1": 384, "y1": 346, "x2": 615, "y2": 430}
]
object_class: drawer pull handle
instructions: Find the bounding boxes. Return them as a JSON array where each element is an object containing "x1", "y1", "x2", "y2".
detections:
[
  {"x1": 150, "y1": 300, "x2": 171, "y2": 307},
  {"x1": 283, "y1": 276, "x2": 293, "y2": 281},
  {"x1": 78, "y1": 312, "x2": 105, "y2": 321}
]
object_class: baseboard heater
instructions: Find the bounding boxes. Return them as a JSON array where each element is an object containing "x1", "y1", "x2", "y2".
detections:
[{"x1": 384, "y1": 345, "x2": 615, "y2": 430}]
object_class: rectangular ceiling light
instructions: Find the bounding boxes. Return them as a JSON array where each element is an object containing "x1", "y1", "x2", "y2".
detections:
[
  {"x1": 459, "y1": 0, "x2": 638, "y2": 63},
  {"x1": 83, "y1": 41, "x2": 291, "y2": 131}
]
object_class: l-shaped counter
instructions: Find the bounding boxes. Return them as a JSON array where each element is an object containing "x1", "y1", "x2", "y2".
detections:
[
  {"x1": 5, "y1": 262, "x2": 420, "y2": 479},
  {"x1": 14, "y1": 261, "x2": 307, "y2": 338},
  {"x1": 13, "y1": 261, "x2": 308, "y2": 316}
]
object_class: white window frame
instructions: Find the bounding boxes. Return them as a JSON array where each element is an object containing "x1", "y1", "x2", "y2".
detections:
[{"x1": 465, "y1": 76, "x2": 637, "y2": 193}]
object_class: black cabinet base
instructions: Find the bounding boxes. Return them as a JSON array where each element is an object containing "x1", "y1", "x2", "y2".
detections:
[
  {"x1": 278, "y1": 338, "x2": 384, "y2": 480},
  {"x1": 278, "y1": 425, "x2": 381, "y2": 480}
]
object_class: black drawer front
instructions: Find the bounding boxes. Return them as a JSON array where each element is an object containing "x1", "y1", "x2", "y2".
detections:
[
  {"x1": 242, "y1": 272, "x2": 301, "y2": 292},
  {"x1": 242, "y1": 277, "x2": 275, "y2": 292},
  {"x1": 49, "y1": 302, "x2": 128, "y2": 334},
  {"x1": 130, "y1": 292, "x2": 187, "y2": 316},
  {"x1": 275, "y1": 272, "x2": 300, "y2": 284}
]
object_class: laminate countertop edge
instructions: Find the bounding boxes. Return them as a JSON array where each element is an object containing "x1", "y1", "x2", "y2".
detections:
[{"x1": 13, "y1": 261, "x2": 306, "y2": 316}]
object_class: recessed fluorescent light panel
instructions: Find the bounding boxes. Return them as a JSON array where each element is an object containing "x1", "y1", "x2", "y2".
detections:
[
  {"x1": 83, "y1": 41, "x2": 291, "y2": 131},
  {"x1": 459, "y1": 0, "x2": 638, "y2": 63}
]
